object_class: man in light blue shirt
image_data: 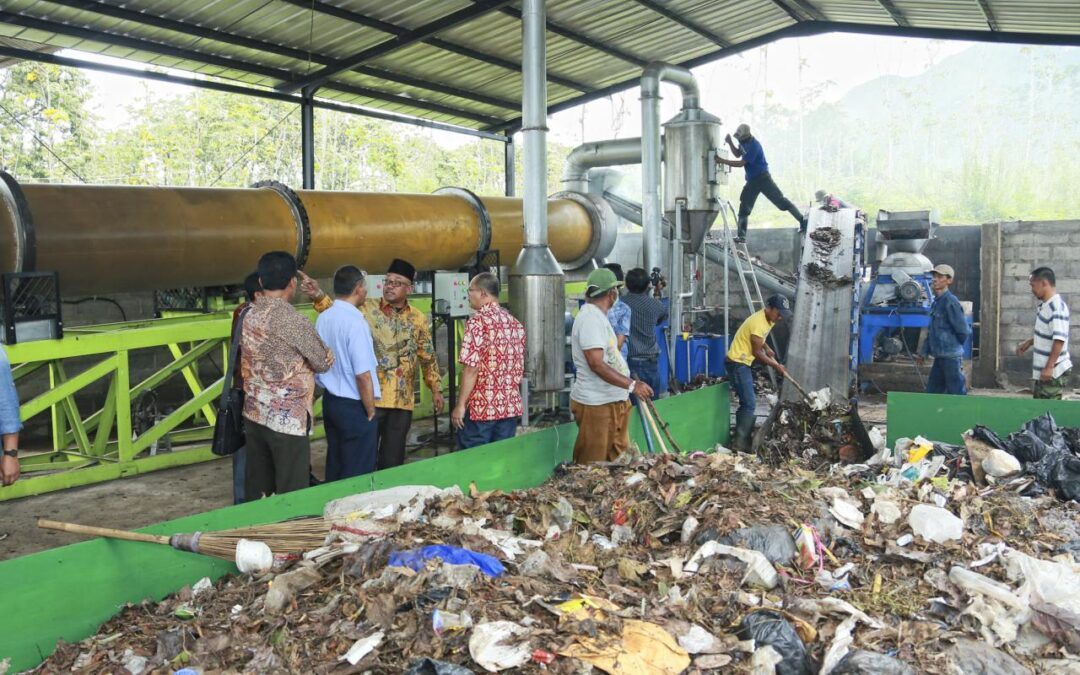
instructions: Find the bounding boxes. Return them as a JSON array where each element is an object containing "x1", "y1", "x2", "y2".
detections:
[
  {"x1": 604, "y1": 263, "x2": 631, "y2": 360},
  {"x1": 316, "y1": 265, "x2": 381, "y2": 481}
]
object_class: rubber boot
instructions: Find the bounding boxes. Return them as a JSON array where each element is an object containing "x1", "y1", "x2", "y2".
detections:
[{"x1": 731, "y1": 412, "x2": 756, "y2": 453}]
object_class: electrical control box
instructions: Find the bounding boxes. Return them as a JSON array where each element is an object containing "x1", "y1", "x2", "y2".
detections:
[{"x1": 433, "y1": 272, "x2": 471, "y2": 317}]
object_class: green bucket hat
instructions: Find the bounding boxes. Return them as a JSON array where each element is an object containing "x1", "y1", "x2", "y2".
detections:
[{"x1": 585, "y1": 267, "x2": 623, "y2": 298}]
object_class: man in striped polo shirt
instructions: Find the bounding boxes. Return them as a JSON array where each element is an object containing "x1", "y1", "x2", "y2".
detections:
[{"x1": 1017, "y1": 267, "x2": 1073, "y2": 399}]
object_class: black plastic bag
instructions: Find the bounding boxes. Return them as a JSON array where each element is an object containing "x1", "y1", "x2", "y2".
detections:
[
  {"x1": 736, "y1": 611, "x2": 814, "y2": 675},
  {"x1": 832, "y1": 650, "x2": 915, "y2": 675},
  {"x1": 403, "y1": 658, "x2": 475, "y2": 675},
  {"x1": 717, "y1": 525, "x2": 797, "y2": 565}
]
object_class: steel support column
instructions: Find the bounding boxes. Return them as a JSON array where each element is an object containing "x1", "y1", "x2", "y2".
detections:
[
  {"x1": 504, "y1": 135, "x2": 516, "y2": 197},
  {"x1": 301, "y1": 88, "x2": 316, "y2": 190}
]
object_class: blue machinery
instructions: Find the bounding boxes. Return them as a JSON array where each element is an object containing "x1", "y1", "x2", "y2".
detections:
[{"x1": 859, "y1": 209, "x2": 973, "y2": 364}]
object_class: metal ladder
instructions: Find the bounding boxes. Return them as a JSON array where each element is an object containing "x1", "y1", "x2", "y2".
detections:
[{"x1": 719, "y1": 201, "x2": 777, "y2": 387}]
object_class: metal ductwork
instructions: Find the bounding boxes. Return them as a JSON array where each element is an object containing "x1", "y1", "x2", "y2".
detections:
[
  {"x1": 640, "y1": 61, "x2": 700, "y2": 274},
  {"x1": 562, "y1": 137, "x2": 644, "y2": 194},
  {"x1": 0, "y1": 172, "x2": 613, "y2": 295},
  {"x1": 508, "y1": 0, "x2": 565, "y2": 393},
  {"x1": 662, "y1": 108, "x2": 724, "y2": 255}
]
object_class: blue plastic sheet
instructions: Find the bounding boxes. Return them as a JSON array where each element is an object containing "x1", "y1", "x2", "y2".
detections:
[{"x1": 388, "y1": 545, "x2": 505, "y2": 577}]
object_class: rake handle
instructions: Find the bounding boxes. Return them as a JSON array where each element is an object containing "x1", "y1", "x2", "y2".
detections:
[
  {"x1": 782, "y1": 371, "x2": 812, "y2": 403},
  {"x1": 38, "y1": 519, "x2": 171, "y2": 546}
]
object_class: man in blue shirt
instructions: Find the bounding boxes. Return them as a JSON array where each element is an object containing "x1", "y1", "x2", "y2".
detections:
[
  {"x1": 604, "y1": 263, "x2": 631, "y2": 360},
  {"x1": 716, "y1": 124, "x2": 805, "y2": 242},
  {"x1": 0, "y1": 345, "x2": 22, "y2": 487},
  {"x1": 315, "y1": 265, "x2": 381, "y2": 481},
  {"x1": 916, "y1": 264, "x2": 970, "y2": 395}
]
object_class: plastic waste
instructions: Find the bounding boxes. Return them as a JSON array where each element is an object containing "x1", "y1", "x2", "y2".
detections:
[
  {"x1": 403, "y1": 657, "x2": 475, "y2": 675},
  {"x1": 264, "y1": 566, "x2": 322, "y2": 614},
  {"x1": 468, "y1": 621, "x2": 531, "y2": 672},
  {"x1": 820, "y1": 615, "x2": 858, "y2": 675},
  {"x1": 685, "y1": 541, "x2": 779, "y2": 589},
  {"x1": 870, "y1": 499, "x2": 902, "y2": 525},
  {"x1": 234, "y1": 538, "x2": 273, "y2": 575},
  {"x1": 388, "y1": 546, "x2": 505, "y2": 578},
  {"x1": 829, "y1": 499, "x2": 865, "y2": 530},
  {"x1": 530, "y1": 649, "x2": 556, "y2": 665},
  {"x1": 983, "y1": 449, "x2": 1023, "y2": 478},
  {"x1": 794, "y1": 525, "x2": 819, "y2": 570},
  {"x1": 1002, "y1": 548, "x2": 1080, "y2": 615},
  {"x1": 736, "y1": 611, "x2": 814, "y2": 675},
  {"x1": 677, "y1": 624, "x2": 724, "y2": 654},
  {"x1": 944, "y1": 639, "x2": 1032, "y2": 675},
  {"x1": 560, "y1": 620, "x2": 690, "y2": 675},
  {"x1": 340, "y1": 631, "x2": 385, "y2": 666},
  {"x1": 908, "y1": 437, "x2": 933, "y2": 463},
  {"x1": 324, "y1": 485, "x2": 463, "y2": 541},
  {"x1": 868, "y1": 427, "x2": 886, "y2": 452},
  {"x1": 831, "y1": 650, "x2": 916, "y2": 675},
  {"x1": 751, "y1": 645, "x2": 784, "y2": 674},
  {"x1": 948, "y1": 566, "x2": 1028, "y2": 611},
  {"x1": 908, "y1": 504, "x2": 963, "y2": 544},
  {"x1": 716, "y1": 524, "x2": 797, "y2": 565},
  {"x1": 681, "y1": 516, "x2": 699, "y2": 544},
  {"x1": 973, "y1": 414, "x2": 1080, "y2": 501},
  {"x1": 433, "y1": 609, "x2": 473, "y2": 636}
]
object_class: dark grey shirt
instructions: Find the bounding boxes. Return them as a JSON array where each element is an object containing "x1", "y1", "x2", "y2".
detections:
[{"x1": 621, "y1": 291, "x2": 668, "y2": 358}]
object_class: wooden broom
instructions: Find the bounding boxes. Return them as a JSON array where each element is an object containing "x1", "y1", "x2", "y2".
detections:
[{"x1": 38, "y1": 517, "x2": 330, "y2": 562}]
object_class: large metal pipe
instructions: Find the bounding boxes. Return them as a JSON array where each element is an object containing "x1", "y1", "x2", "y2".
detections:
[
  {"x1": 641, "y1": 62, "x2": 700, "y2": 274},
  {"x1": 510, "y1": 0, "x2": 565, "y2": 393},
  {"x1": 0, "y1": 172, "x2": 610, "y2": 295},
  {"x1": 562, "y1": 137, "x2": 643, "y2": 194}
]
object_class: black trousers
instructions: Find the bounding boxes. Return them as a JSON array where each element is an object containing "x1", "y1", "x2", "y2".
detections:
[
  {"x1": 244, "y1": 418, "x2": 310, "y2": 498},
  {"x1": 375, "y1": 407, "x2": 413, "y2": 470},
  {"x1": 737, "y1": 172, "x2": 803, "y2": 234}
]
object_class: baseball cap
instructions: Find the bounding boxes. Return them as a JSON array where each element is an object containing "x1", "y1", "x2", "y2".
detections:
[
  {"x1": 931, "y1": 264, "x2": 955, "y2": 278},
  {"x1": 766, "y1": 294, "x2": 793, "y2": 319},
  {"x1": 585, "y1": 268, "x2": 623, "y2": 298},
  {"x1": 734, "y1": 123, "x2": 752, "y2": 141}
]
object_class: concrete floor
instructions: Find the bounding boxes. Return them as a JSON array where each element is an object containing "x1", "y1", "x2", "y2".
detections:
[{"x1": 0, "y1": 418, "x2": 455, "y2": 561}]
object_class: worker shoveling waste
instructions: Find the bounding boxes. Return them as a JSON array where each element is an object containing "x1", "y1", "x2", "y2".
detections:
[{"x1": 36, "y1": 439, "x2": 1080, "y2": 674}]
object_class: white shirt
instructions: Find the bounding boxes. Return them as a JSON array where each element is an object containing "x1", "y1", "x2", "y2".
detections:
[
  {"x1": 1032, "y1": 293, "x2": 1073, "y2": 380},
  {"x1": 571, "y1": 303, "x2": 631, "y2": 406}
]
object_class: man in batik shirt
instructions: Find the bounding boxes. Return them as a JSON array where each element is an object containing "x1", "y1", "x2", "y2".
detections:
[
  {"x1": 241, "y1": 251, "x2": 333, "y2": 497},
  {"x1": 450, "y1": 273, "x2": 525, "y2": 449}
]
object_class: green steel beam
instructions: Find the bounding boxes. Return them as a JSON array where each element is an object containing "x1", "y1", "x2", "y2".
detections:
[
  {"x1": 21, "y1": 356, "x2": 117, "y2": 420},
  {"x1": 130, "y1": 379, "x2": 222, "y2": 457},
  {"x1": 167, "y1": 343, "x2": 217, "y2": 427}
]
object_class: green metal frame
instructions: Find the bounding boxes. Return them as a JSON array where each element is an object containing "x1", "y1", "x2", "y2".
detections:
[
  {"x1": 1, "y1": 298, "x2": 450, "y2": 501},
  {"x1": 886, "y1": 392, "x2": 1080, "y2": 448}
]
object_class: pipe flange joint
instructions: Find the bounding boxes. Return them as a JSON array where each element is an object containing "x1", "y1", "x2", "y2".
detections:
[
  {"x1": 252, "y1": 180, "x2": 311, "y2": 270},
  {"x1": 0, "y1": 171, "x2": 35, "y2": 273},
  {"x1": 436, "y1": 186, "x2": 492, "y2": 255},
  {"x1": 550, "y1": 190, "x2": 618, "y2": 271}
]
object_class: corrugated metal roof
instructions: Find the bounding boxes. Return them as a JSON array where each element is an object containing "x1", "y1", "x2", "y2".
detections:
[{"x1": 1, "y1": 0, "x2": 1078, "y2": 135}]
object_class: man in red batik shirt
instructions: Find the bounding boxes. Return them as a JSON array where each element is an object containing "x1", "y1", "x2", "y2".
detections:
[{"x1": 451, "y1": 272, "x2": 526, "y2": 449}]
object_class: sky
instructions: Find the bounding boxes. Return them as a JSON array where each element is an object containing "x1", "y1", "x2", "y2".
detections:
[{"x1": 76, "y1": 32, "x2": 971, "y2": 149}]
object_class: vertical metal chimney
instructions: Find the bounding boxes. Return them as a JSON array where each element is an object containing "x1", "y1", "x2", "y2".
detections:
[{"x1": 509, "y1": 0, "x2": 565, "y2": 393}]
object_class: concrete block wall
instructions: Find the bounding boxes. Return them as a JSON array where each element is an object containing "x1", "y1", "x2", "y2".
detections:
[{"x1": 994, "y1": 220, "x2": 1080, "y2": 384}]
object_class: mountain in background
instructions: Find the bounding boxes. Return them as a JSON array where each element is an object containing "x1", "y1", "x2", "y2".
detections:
[{"x1": 741, "y1": 43, "x2": 1080, "y2": 224}]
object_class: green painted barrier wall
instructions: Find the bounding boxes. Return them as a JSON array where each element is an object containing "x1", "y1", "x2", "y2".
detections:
[
  {"x1": 1, "y1": 384, "x2": 728, "y2": 670},
  {"x1": 887, "y1": 392, "x2": 1080, "y2": 447}
]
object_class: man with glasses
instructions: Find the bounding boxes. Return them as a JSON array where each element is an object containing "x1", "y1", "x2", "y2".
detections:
[{"x1": 305, "y1": 258, "x2": 442, "y2": 469}]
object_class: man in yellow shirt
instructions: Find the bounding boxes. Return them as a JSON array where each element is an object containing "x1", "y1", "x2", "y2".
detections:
[{"x1": 725, "y1": 294, "x2": 791, "y2": 452}]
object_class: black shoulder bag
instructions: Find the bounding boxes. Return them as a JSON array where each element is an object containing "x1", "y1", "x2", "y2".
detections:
[{"x1": 211, "y1": 307, "x2": 249, "y2": 456}]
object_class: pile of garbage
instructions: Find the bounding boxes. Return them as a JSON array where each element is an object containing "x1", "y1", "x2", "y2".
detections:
[
  {"x1": 37, "y1": 447, "x2": 1080, "y2": 674},
  {"x1": 756, "y1": 392, "x2": 876, "y2": 468}
]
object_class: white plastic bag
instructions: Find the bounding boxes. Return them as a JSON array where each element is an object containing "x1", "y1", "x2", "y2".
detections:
[{"x1": 908, "y1": 504, "x2": 963, "y2": 544}]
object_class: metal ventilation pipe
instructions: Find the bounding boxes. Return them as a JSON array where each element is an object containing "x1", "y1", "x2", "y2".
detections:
[
  {"x1": 508, "y1": 0, "x2": 566, "y2": 393},
  {"x1": 562, "y1": 137, "x2": 643, "y2": 194},
  {"x1": 641, "y1": 62, "x2": 700, "y2": 274}
]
